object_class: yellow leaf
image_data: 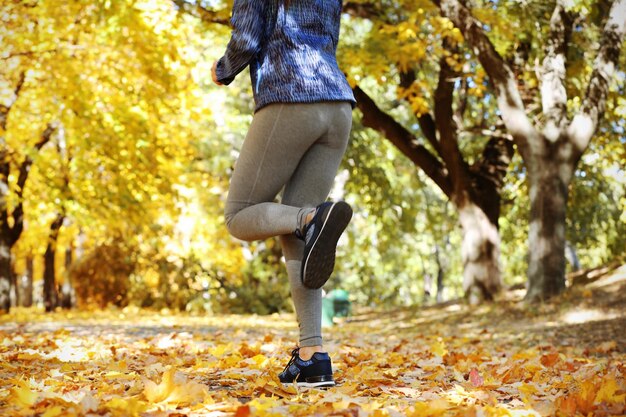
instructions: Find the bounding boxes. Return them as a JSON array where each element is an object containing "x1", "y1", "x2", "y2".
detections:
[
  {"x1": 106, "y1": 397, "x2": 148, "y2": 417},
  {"x1": 143, "y1": 367, "x2": 209, "y2": 405},
  {"x1": 431, "y1": 339, "x2": 448, "y2": 357},
  {"x1": 11, "y1": 379, "x2": 38, "y2": 408},
  {"x1": 42, "y1": 406, "x2": 65, "y2": 417},
  {"x1": 407, "y1": 399, "x2": 450, "y2": 417},
  {"x1": 595, "y1": 377, "x2": 626, "y2": 404},
  {"x1": 143, "y1": 367, "x2": 176, "y2": 403},
  {"x1": 209, "y1": 343, "x2": 231, "y2": 358},
  {"x1": 108, "y1": 360, "x2": 128, "y2": 372},
  {"x1": 518, "y1": 382, "x2": 538, "y2": 397}
]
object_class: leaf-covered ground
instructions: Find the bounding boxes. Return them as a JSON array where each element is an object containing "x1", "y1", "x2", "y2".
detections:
[{"x1": 1, "y1": 267, "x2": 625, "y2": 417}]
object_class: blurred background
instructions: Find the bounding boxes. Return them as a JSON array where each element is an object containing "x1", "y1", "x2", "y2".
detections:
[{"x1": 1, "y1": 0, "x2": 624, "y2": 315}]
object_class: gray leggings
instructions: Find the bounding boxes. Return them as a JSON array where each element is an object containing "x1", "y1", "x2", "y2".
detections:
[{"x1": 224, "y1": 102, "x2": 352, "y2": 347}]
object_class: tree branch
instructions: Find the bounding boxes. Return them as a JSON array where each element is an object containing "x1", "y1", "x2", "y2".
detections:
[
  {"x1": 436, "y1": 0, "x2": 539, "y2": 161},
  {"x1": 568, "y1": 0, "x2": 626, "y2": 157},
  {"x1": 0, "y1": 72, "x2": 26, "y2": 132},
  {"x1": 473, "y1": 136, "x2": 515, "y2": 193},
  {"x1": 434, "y1": 54, "x2": 470, "y2": 202},
  {"x1": 458, "y1": 126, "x2": 511, "y2": 141},
  {"x1": 454, "y1": 75, "x2": 468, "y2": 127},
  {"x1": 0, "y1": 48, "x2": 59, "y2": 61},
  {"x1": 353, "y1": 86, "x2": 453, "y2": 197},
  {"x1": 343, "y1": 1, "x2": 386, "y2": 19},
  {"x1": 540, "y1": 0, "x2": 573, "y2": 141},
  {"x1": 171, "y1": 0, "x2": 230, "y2": 25},
  {"x1": 398, "y1": 69, "x2": 443, "y2": 157},
  {"x1": 172, "y1": 0, "x2": 389, "y2": 25}
]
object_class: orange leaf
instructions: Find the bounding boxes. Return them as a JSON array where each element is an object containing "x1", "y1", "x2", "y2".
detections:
[
  {"x1": 540, "y1": 352, "x2": 560, "y2": 367},
  {"x1": 235, "y1": 405, "x2": 250, "y2": 417},
  {"x1": 556, "y1": 394, "x2": 577, "y2": 416}
]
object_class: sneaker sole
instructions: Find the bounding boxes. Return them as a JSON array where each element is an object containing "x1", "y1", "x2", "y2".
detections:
[
  {"x1": 282, "y1": 381, "x2": 336, "y2": 388},
  {"x1": 302, "y1": 202, "x2": 352, "y2": 289}
]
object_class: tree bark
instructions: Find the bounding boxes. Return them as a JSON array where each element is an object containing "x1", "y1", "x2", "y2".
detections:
[
  {"x1": 0, "y1": 238, "x2": 11, "y2": 312},
  {"x1": 459, "y1": 202, "x2": 502, "y2": 303},
  {"x1": 525, "y1": 158, "x2": 571, "y2": 300},
  {"x1": 436, "y1": 249, "x2": 444, "y2": 303},
  {"x1": 423, "y1": 272, "x2": 433, "y2": 303},
  {"x1": 22, "y1": 255, "x2": 34, "y2": 307},
  {"x1": 434, "y1": 244, "x2": 446, "y2": 303},
  {"x1": 43, "y1": 214, "x2": 64, "y2": 312},
  {"x1": 59, "y1": 244, "x2": 73, "y2": 309},
  {"x1": 10, "y1": 258, "x2": 19, "y2": 307}
]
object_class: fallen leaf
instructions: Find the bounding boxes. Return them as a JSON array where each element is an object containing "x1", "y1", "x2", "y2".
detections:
[{"x1": 469, "y1": 368, "x2": 484, "y2": 387}]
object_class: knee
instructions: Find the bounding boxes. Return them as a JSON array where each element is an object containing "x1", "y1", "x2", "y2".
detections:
[
  {"x1": 223, "y1": 207, "x2": 239, "y2": 238},
  {"x1": 224, "y1": 208, "x2": 251, "y2": 242}
]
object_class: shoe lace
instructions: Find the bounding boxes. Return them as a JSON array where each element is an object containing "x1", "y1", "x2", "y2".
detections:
[
  {"x1": 282, "y1": 347, "x2": 300, "y2": 374},
  {"x1": 295, "y1": 210, "x2": 307, "y2": 241},
  {"x1": 295, "y1": 208, "x2": 317, "y2": 241}
]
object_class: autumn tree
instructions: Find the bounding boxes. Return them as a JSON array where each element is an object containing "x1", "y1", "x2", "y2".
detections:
[
  {"x1": 436, "y1": 0, "x2": 626, "y2": 300},
  {"x1": 332, "y1": 1, "x2": 513, "y2": 301},
  {"x1": 1, "y1": 0, "x2": 212, "y2": 312},
  {"x1": 0, "y1": 88, "x2": 54, "y2": 311}
]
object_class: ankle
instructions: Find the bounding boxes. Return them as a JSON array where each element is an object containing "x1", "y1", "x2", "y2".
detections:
[
  {"x1": 299, "y1": 345, "x2": 324, "y2": 360},
  {"x1": 297, "y1": 208, "x2": 316, "y2": 232}
]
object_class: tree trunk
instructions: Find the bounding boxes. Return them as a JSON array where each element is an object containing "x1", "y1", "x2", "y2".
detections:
[
  {"x1": 423, "y1": 273, "x2": 433, "y2": 304},
  {"x1": 565, "y1": 241, "x2": 580, "y2": 272},
  {"x1": 436, "y1": 261, "x2": 444, "y2": 303},
  {"x1": 525, "y1": 157, "x2": 573, "y2": 301},
  {"x1": 59, "y1": 245, "x2": 73, "y2": 309},
  {"x1": 22, "y1": 255, "x2": 34, "y2": 307},
  {"x1": 43, "y1": 214, "x2": 64, "y2": 312},
  {"x1": 10, "y1": 260, "x2": 19, "y2": 307},
  {"x1": 458, "y1": 201, "x2": 502, "y2": 303},
  {"x1": 435, "y1": 244, "x2": 445, "y2": 303},
  {"x1": 0, "y1": 238, "x2": 11, "y2": 313}
]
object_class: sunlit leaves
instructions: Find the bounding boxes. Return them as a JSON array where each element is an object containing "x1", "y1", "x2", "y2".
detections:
[
  {"x1": 1, "y1": 0, "x2": 256, "y2": 310},
  {"x1": 1, "y1": 290, "x2": 625, "y2": 416},
  {"x1": 142, "y1": 367, "x2": 210, "y2": 405}
]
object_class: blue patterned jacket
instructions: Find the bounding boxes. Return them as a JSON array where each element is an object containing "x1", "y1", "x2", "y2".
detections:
[{"x1": 215, "y1": 0, "x2": 356, "y2": 112}]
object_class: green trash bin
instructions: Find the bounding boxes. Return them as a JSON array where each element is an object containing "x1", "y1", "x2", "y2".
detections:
[
  {"x1": 330, "y1": 289, "x2": 351, "y2": 317},
  {"x1": 322, "y1": 297, "x2": 334, "y2": 327},
  {"x1": 322, "y1": 289, "x2": 351, "y2": 327}
]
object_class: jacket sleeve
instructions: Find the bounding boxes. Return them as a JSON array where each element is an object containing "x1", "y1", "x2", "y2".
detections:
[{"x1": 215, "y1": 0, "x2": 267, "y2": 85}]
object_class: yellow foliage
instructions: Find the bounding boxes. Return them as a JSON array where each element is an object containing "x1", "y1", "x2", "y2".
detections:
[
  {"x1": 142, "y1": 366, "x2": 210, "y2": 405},
  {"x1": 105, "y1": 397, "x2": 148, "y2": 417},
  {"x1": 431, "y1": 338, "x2": 448, "y2": 357},
  {"x1": 594, "y1": 375, "x2": 626, "y2": 404},
  {"x1": 1, "y1": 304, "x2": 625, "y2": 416},
  {"x1": 10, "y1": 378, "x2": 38, "y2": 408}
]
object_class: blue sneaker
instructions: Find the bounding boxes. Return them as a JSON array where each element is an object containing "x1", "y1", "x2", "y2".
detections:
[
  {"x1": 297, "y1": 201, "x2": 352, "y2": 289},
  {"x1": 278, "y1": 348, "x2": 335, "y2": 388}
]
